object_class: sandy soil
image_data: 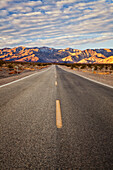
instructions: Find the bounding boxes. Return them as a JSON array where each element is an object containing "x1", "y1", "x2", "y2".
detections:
[
  {"x1": 0, "y1": 65, "x2": 113, "y2": 87},
  {"x1": 0, "y1": 67, "x2": 47, "y2": 86},
  {"x1": 61, "y1": 66, "x2": 113, "y2": 87}
]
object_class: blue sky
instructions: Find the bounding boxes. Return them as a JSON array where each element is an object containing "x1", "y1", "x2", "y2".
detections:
[{"x1": 0, "y1": 0, "x2": 113, "y2": 50}]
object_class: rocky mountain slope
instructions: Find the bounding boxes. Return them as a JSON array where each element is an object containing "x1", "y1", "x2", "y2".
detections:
[{"x1": 0, "y1": 46, "x2": 113, "y2": 63}]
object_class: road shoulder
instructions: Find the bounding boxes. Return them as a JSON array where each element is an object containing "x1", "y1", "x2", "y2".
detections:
[
  {"x1": 59, "y1": 65, "x2": 113, "y2": 88},
  {"x1": 0, "y1": 67, "x2": 49, "y2": 86}
]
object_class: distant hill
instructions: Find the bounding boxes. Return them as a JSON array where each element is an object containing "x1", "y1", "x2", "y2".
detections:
[{"x1": 0, "y1": 46, "x2": 113, "y2": 63}]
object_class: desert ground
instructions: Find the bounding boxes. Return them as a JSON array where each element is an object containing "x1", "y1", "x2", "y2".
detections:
[
  {"x1": 0, "y1": 62, "x2": 49, "y2": 85},
  {"x1": 0, "y1": 62, "x2": 113, "y2": 87}
]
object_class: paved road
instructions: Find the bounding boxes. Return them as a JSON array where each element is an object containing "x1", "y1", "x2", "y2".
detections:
[{"x1": 0, "y1": 65, "x2": 113, "y2": 169}]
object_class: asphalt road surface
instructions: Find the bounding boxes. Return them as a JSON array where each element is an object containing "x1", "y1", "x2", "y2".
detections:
[{"x1": 0, "y1": 65, "x2": 113, "y2": 169}]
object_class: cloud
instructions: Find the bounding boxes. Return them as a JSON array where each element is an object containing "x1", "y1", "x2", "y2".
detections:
[
  {"x1": 22, "y1": 1, "x2": 42, "y2": 6},
  {"x1": 0, "y1": 10, "x2": 8, "y2": 16},
  {"x1": 24, "y1": 33, "x2": 113, "y2": 49},
  {"x1": 0, "y1": 1, "x2": 8, "y2": 9},
  {"x1": 0, "y1": 0, "x2": 113, "y2": 49},
  {"x1": 46, "y1": 9, "x2": 62, "y2": 15},
  {"x1": 57, "y1": 0, "x2": 78, "y2": 7},
  {"x1": 22, "y1": 11, "x2": 42, "y2": 16}
]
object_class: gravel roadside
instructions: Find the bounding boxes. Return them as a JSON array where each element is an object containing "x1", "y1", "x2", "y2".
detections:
[
  {"x1": 60, "y1": 66, "x2": 113, "y2": 87},
  {"x1": 0, "y1": 68, "x2": 48, "y2": 86},
  {"x1": 1, "y1": 65, "x2": 113, "y2": 87}
]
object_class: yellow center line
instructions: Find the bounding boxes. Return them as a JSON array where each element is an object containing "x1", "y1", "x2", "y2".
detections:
[
  {"x1": 55, "y1": 81, "x2": 57, "y2": 86},
  {"x1": 56, "y1": 100, "x2": 62, "y2": 128}
]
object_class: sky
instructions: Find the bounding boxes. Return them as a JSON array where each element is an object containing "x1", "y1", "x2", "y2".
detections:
[{"x1": 0, "y1": 0, "x2": 113, "y2": 50}]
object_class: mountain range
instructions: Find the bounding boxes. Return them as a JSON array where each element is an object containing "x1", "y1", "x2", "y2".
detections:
[{"x1": 0, "y1": 46, "x2": 113, "y2": 64}]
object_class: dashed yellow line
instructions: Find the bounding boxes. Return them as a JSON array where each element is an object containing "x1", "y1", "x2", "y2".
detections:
[
  {"x1": 56, "y1": 100, "x2": 62, "y2": 128},
  {"x1": 55, "y1": 81, "x2": 57, "y2": 86}
]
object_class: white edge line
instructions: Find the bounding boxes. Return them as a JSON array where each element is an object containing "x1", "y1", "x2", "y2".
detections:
[
  {"x1": 0, "y1": 67, "x2": 50, "y2": 88},
  {"x1": 59, "y1": 66, "x2": 113, "y2": 89}
]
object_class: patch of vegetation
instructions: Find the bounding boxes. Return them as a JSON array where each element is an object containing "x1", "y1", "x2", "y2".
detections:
[
  {"x1": 94, "y1": 65, "x2": 97, "y2": 70},
  {"x1": 60, "y1": 63, "x2": 113, "y2": 74},
  {"x1": 110, "y1": 65, "x2": 113, "y2": 70},
  {"x1": 105, "y1": 65, "x2": 108, "y2": 70},
  {"x1": 80, "y1": 65, "x2": 86, "y2": 69},
  {"x1": 8, "y1": 63, "x2": 14, "y2": 70},
  {"x1": 99, "y1": 64, "x2": 104, "y2": 70},
  {"x1": 87, "y1": 64, "x2": 92, "y2": 69},
  {"x1": 71, "y1": 65, "x2": 74, "y2": 69},
  {"x1": 0, "y1": 60, "x2": 5, "y2": 67}
]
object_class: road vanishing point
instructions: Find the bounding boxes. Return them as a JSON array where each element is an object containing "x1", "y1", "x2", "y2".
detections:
[{"x1": 0, "y1": 65, "x2": 113, "y2": 169}]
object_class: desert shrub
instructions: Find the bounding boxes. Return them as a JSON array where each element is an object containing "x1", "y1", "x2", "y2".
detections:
[
  {"x1": 8, "y1": 63, "x2": 14, "y2": 71},
  {"x1": 80, "y1": 65, "x2": 86, "y2": 69},
  {"x1": 71, "y1": 65, "x2": 74, "y2": 69},
  {"x1": 87, "y1": 64, "x2": 92, "y2": 69},
  {"x1": 94, "y1": 65, "x2": 97, "y2": 70},
  {"x1": 99, "y1": 64, "x2": 104, "y2": 70},
  {"x1": 66, "y1": 64, "x2": 71, "y2": 67},
  {"x1": 37, "y1": 63, "x2": 42, "y2": 66},
  {"x1": 67, "y1": 65, "x2": 70, "y2": 67},
  {"x1": 110, "y1": 65, "x2": 113, "y2": 70},
  {"x1": 8, "y1": 63, "x2": 14, "y2": 69},
  {"x1": 18, "y1": 65, "x2": 23, "y2": 70},
  {"x1": 105, "y1": 65, "x2": 108, "y2": 70},
  {"x1": 73, "y1": 64, "x2": 78, "y2": 68},
  {"x1": 0, "y1": 60, "x2": 4, "y2": 67}
]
